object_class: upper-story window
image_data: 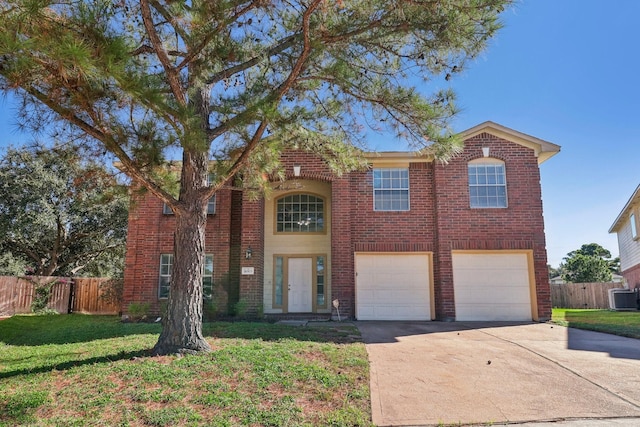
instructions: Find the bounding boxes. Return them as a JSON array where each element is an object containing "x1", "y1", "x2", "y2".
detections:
[
  {"x1": 163, "y1": 197, "x2": 215, "y2": 215},
  {"x1": 373, "y1": 168, "x2": 409, "y2": 211},
  {"x1": 468, "y1": 159, "x2": 507, "y2": 208},
  {"x1": 163, "y1": 174, "x2": 216, "y2": 215},
  {"x1": 276, "y1": 194, "x2": 324, "y2": 232},
  {"x1": 631, "y1": 212, "x2": 638, "y2": 240}
]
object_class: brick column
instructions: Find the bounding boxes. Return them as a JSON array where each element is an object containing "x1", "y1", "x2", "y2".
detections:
[
  {"x1": 331, "y1": 177, "x2": 355, "y2": 319},
  {"x1": 238, "y1": 195, "x2": 264, "y2": 315}
]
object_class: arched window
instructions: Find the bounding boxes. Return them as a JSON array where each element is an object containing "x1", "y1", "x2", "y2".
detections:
[
  {"x1": 276, "y1": 194, "x2": 325, "y2": 232},
  {"x1": 468, "y1": 158, "x2": 507, "y2": 208}
]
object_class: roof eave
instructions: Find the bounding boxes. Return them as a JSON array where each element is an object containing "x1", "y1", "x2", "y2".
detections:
[
  {"x1": 363, "y1": 151, "x2": 435, "y2": 166},
  {"x1": 459, "y1": 121, "x2": 561, "y2": 165},
  {"x1": 609, "y1": 183, "x2": 640, "y2": 233}
]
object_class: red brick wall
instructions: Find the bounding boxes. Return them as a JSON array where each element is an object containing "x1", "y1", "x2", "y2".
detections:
[
  {"x1": 331, "y1": 177, "x2": 355, "y2": 318},
  {"x1": 350, "y1": 162, "x2": 436, "y2": 253},
  {"x1": 622, "y1": 263, "x2": 640, "y2": 290},
  {"x1": 123, "y1": 188, "x2": 234, "y2": 316},
  {"x1": 237, "y1": 195, "x2": 264, "y2": 315},
  {"x1": 433, "y1": 133, "x2": 551, "y2": 320}
]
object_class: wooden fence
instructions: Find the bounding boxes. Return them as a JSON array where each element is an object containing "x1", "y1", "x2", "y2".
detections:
[
  {"x1": 551, "y1": 282, "x2": 625, "y2": 309},
  {"x1": 0, "y1": 276, "x2": 121, "y2": 317}
]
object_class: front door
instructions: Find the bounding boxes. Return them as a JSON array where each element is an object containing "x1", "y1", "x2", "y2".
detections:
[{"x1": 288, "y1": 257, "x2": 312, "y2": 312}]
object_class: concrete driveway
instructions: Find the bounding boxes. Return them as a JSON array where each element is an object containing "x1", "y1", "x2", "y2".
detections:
[{"x1": 356, "y1": 322, "x2": 640, "y2": 426}]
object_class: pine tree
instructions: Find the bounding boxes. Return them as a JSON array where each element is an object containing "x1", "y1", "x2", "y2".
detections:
[{"x1": 0, "y1": 0, "x2": 511, "y2": 354}]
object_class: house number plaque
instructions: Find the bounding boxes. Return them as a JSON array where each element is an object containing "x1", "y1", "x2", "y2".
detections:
[{"x1": 241, "y1": 267, "x2": 255, "y2": 275}]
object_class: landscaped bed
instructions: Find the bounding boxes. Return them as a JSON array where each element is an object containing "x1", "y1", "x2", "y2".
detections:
[
  {"x1": 0, "y1": 315, "x2": 372, "y2": 426},
  {"x1": 552, "y1": 308, "x2": 640, "y2": 339}
]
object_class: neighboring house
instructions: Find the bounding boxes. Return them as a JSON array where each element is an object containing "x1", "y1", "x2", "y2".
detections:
[
  {"x1": 123, "y1": 121, "x2": 560, "y2": 321},
  {"x1": 609, "y1": 184, "x2": 640, "y2": 290}
]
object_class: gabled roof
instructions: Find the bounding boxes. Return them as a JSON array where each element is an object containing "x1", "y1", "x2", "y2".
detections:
[
  {"x1": 459, "y1": 121, "x2": 561, "y2": 165},
  {"x1": 365, "y1": 121, "x2": 561, "y2": 165},
  {"x1": 609, "y1": 184, "x2": 640, "y2": 233}
]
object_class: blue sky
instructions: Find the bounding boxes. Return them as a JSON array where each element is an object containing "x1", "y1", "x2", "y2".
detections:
[
  {"x1": 0, "y1": 0, "x2": 637, "y2": 267},
  {"x1": 450, "y1": 0, "x2": 640, "y2": 267},
  {"x1": 375, "y1": 0, "x2": 640, "y2": 267},
  {"x1": 376, "y1": 0, "x2": 640, "y2": 267}
]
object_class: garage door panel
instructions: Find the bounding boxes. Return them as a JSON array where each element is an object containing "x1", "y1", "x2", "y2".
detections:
[
  {"x1": 453, "y1": 253, "x2": 528, "y2": 270},
  {"x1": 456, "y1": 286, "x2": 531, "y2": 305},
  {"x1": 359, "y1": 289, "x2": 425, "y2": 304},
  {"x1": 356, "y1": 253, "x2": 431, "y2": 321},
  {"x1": 453, "y1": 252, "x2": 533, "y2": 321},
  {"x1": 456, "y1": 303, "x2": 532, "y2": 321},
  {"x1": 358, "y1": 303, "x2": 429, "y2": 321}
]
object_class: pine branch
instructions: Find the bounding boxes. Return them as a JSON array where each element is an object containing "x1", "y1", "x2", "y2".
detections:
[
  {"x1": 23, "y1": 85, "x2": 179, "y2": 208},
  {"x1": 140, "y1": 0, "x2": 187, "y2": 107},
  {"x1": 219, "y1": 0, "x2": 323, "y2": 185}
]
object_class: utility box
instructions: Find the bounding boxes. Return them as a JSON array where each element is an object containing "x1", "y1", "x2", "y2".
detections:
[{"x1": 608, "y1": 289, "x2": 638, "y2": 310}]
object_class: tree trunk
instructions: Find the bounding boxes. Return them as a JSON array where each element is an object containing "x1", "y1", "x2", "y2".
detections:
[{"x1": 153, "y1": 149, "x2": 211, "y2": 355}]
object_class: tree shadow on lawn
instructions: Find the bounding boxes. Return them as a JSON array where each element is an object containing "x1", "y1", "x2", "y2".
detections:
[
  {"x1": 203, "y1": 321, "x2": 361, "y2": 345},
  {"x1": 0, "y1": 320, "x2": 361, "y2": 380},
  {"x1": 0, "y1": 349, "x2": 151, "y2": 380},
  {"x1": 0, "y1": 315, "x2": 361, "y2": 347},
  {"x1": 0, "y1": 314, "x2": 162, "y2": 346}
]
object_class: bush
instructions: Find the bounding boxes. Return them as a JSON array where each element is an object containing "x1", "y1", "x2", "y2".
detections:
[
  {"x1": 233, "y1": 298, "x2": 248, "y2": 317},
  {"x1": 99, "y1": 278, "x2": 124, "y2": 307},
  {"x1": 126, "y1": 302, "x2": 151, "y2": 322},
  {"x1": 203, "y1": 299, "x2": 218, "y2": 321}
]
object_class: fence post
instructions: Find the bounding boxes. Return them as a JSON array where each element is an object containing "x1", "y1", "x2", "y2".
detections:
[{"x1": 67, "y1": 279, "x2": 75, "y2": 314}]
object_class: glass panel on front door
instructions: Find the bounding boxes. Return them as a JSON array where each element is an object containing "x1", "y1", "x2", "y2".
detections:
[{"x1": 316, "y1": 256, "x2": 325, "y2": 307}]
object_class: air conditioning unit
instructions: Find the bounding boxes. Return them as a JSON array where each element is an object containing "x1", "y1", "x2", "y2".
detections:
[{"x1": 608, "y1": 288, "x2": 638, "y2": 311}]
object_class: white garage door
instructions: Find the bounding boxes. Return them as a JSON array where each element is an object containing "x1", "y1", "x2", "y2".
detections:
[
  {"x1": 355, "y1": 253, "x2": 432, "y2": 321},
  {"x1": 452, "y1": 252, "x2": 533, "y2": 321}
]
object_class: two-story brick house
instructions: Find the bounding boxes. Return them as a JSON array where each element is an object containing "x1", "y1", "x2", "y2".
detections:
[{"x1": 123, "y1": 121, "x2": 560, "y2": 321}]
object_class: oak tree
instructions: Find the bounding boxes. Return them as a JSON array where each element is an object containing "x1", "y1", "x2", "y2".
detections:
[
  {"x1": 0, "y1": 0, "x2": 511, "y2": 354},
  {"x1": 0, "y1": 145, "x2": 128, "y2": 277}
]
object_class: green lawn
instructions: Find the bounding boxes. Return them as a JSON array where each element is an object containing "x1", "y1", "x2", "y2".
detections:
[
  {"x1": 552, "y1": 308, "x2": 640, "y2": 339},
  {"x1": 0, "y1": 315, "x2": 372, "y2": 427}
]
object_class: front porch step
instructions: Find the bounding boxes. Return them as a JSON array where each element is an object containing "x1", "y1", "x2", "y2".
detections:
[{"x1": 265, "y1": 313, "x2": 332, "y2": 322}]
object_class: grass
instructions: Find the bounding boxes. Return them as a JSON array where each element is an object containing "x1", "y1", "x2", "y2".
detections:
[
  {"x1": 0, "y1": 314, "x2": 372, "y2": 426},
  {"x1": 552, "y1": 308, "x2": 640, "y2": 339}
]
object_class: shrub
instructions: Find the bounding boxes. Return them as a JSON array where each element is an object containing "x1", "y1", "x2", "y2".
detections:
[
  {"x1": 99, "y1": 278, "x2": 124, "y2": 308},
  {"x1": 126, "y1": 302, "x2": 151, "y2": 322}
]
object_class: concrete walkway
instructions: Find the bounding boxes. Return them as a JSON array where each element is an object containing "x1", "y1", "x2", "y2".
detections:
[{"x1": 357, "y1": 322, "x2": 640, "y2": 426}]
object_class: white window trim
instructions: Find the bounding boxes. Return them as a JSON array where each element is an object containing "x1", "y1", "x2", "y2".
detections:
[
  {"x1": 163, "y1": 194, "x2": 216, "y2": 215},
  {"x1": 202, "y1": 254, "x2": 214, "y2": 299},
  {"x1": 158, "y1": 253, "x2": 214, "y2": 299},
  {"x1": 373, "y1": 168, "x2": 410, "y2": 212},
  {"x1": 631, "y1": 212, "x2": 638, "y2": 240},
  {"x1": 468, "y1": 158, "x2": 508, "y2": 209},
  {"x1": 163, "y1": 173, "x2": 217, "y2": 215},
  {"x1": 158, "y1": 254, "x2": 173, "y2": 299},
  {"x1": 275, "y1": 193, "x2": 325, "y2": 233}
]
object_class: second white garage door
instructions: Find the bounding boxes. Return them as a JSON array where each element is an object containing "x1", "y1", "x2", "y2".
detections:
[
  {"x1": 355, "y1": 253, "x2": 432, "y2": 321},
  {"x1": 452, "y1": 252, "x2": 534, "y2": 321}
]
